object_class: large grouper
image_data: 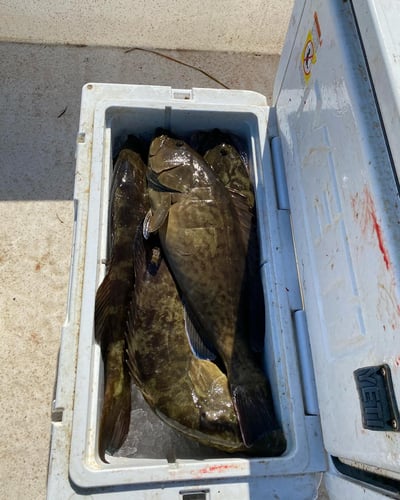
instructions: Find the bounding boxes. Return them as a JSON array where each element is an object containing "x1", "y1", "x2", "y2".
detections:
[
  {"x1": 203, "y1": 141, "x2": 264, "y2": 353},
  {"x1": 144, "y1": 134, "x2": 285, "y2": 451},
  {"x1": 125, "y1": 233, "x2": 246, "y2": 453},
  {"x1": 94, "y1": 145, "x2": 149, "y2": 461}
]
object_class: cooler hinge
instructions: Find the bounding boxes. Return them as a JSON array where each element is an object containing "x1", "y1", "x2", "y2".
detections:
[
  {"x1": 270, "y1": 135, "x2": 319, "y2": 417},
  {"x1": 271, "y1": 136, "x2": 290, "y2": 210},
  {"x1": 270, "y1": 134, "x2": 302, "y2": 312},
  {"x1": 294, "y1": 310, "x2": 319, "y2": 416}
]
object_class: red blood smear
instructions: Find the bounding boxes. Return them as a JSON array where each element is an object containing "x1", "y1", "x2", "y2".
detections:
[
  {"x1": 352, "y1": 188, "x2": 391, "y2": 270},
  {"x1": 197, "y1": 464, "x2": 236, "y2": 475},
  {"x1": 365, "y1": 189, "x2": 391, "y2": 270},
  {"x1": 370, "y1": 206, "x2": 390, "y2": 270}
]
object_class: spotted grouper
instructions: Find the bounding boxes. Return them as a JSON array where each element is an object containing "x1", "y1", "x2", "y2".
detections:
[
  {"x1": 94, "y1": 145, "x2": 148, "y2": 461},
  {"x1": 125, "y1": 233, "x2": 247, "y2": 453},
  {"x1": 143, "y1": 134, "x2": 285, "y2": 451}
]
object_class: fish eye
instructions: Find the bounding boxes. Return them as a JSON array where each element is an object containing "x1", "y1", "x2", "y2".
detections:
[
  {"x1": 220, "y1": 148, "x2": 228, "y2": 156},
  {"x1": 175, "y1": 140, "x2": 184, "y2": 147}
]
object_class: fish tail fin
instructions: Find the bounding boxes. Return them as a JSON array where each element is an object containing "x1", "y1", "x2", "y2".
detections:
[
  {"x1": 98, "y1": 343, "x2": 131, "y2": 462},
  {"x1": 231, "y1": 382, "x2": 286, "y2": 453}
]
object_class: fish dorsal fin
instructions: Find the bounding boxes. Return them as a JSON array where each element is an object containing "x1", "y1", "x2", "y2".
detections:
[
  {"x1": 94, "y1": 272, "x2": 113, "y2": 346},
  {"x1": 183, "y1": 302, "x2": 217, "y2": 361}
]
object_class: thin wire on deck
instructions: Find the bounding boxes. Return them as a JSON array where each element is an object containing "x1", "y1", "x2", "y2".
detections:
[
  {"x1": 124, "y1": 47, "x2": 230, "y2": 89},
  {"x1": 57, "y1": 106, "x2": 68, "y2": 118}
]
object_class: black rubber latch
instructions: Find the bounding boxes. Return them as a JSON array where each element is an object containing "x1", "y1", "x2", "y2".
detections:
[{"x1": 354, "y1": 364, "x2": 399, "y2": 432}]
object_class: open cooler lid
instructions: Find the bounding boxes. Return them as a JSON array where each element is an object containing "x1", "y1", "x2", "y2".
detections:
[
  {"x1": 273, "y1": 0, "x2": 400, "y2": 492},
  {"x1": 352, "y1": 0, "x2": 400, "y2": 184}
]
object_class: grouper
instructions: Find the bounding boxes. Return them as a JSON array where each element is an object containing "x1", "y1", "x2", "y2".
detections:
[
  {"x1": 144, "y1": 134, "x2": 285, "y2": 450},
  {"x1": 94, "y1": 146, "x2": 148, "y2": 461},
  {"x1": 204, "y1": 142, "x2": 265, "y2": 353},
  {"x1": 203, "y1": 142, "x2": 254, "y2": 209},
  {"x1": 125, "y1": 233, "x2": 246, "y2": 453}
]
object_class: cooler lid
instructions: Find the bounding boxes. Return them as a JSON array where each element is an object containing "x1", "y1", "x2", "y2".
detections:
[
  {"x1": 352, "y1": 0, "x2": 400, "y2": 183},
  {"x1": 273, "y1": 0, "x2": 400, "y2": 487}
]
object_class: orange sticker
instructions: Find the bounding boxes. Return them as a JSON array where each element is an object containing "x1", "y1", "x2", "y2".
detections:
[{"x1": 313, "y1": 11, "x2": 322, "y2": 46}]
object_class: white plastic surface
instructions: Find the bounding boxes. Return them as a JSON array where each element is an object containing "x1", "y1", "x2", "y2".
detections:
[
  {"x1": 274, "y1": 0, "x2": 400, "y2": 483},
  {"x1": 47, "y1": 83, "x2": 325, "y2": 498},
  {"x1": 352, "y1": 0, "x2": 400, "y2": 183},
  {"x1": 324, "y1": 472, "x2": 395, "y2": 500}
]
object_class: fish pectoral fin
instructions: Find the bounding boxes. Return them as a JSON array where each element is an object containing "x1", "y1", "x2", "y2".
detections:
[
  {"x1": 143, "y1": 194, "x2": 171, "y2": 238},
  {"x1": 183, "y1": 304, "x2": 217, "y2": 361},
  {"x1": 231, "y1": 382, "x2": 285, "y2": 452},
  {"x1": 143, "y1": 204, "x2": 171, "y2": 240},
  {"x1": 143, "y1": 210, "x2": 153, "y2": 239}
]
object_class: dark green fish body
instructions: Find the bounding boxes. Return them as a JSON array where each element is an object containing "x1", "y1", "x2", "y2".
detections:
[
  {"x1": 146, "y1": 135, "x2": 285, "y2": 451},
  {"x1": 204, "y1": 143, "x2": 254, "y2": 209},
  {"x1": 126, "y1": 235, "x2": 245, "y2": 453},
  {"x1": 190, "y1": 128, "x2": 248, "y2": 168},
  {"x1": 95, "y1": 147, "x2": 148, "y2": 461},
  {"x1": 204, "y1": 143, "x2": 264, "y2": 353}
]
